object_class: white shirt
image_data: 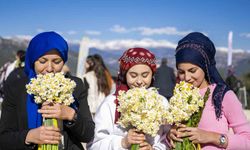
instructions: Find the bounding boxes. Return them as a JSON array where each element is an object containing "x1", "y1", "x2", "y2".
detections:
[{"x1": 87, "y1": 91, "x2": 170, "y2": 150}]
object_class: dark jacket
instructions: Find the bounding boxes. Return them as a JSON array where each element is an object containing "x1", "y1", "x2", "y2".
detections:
[
  {"x1": 0, "y1": 68, "x2": 95, "y2": 150},
  {"x1": 153, "y1": 65, "x2": 176, "y2": 99}
]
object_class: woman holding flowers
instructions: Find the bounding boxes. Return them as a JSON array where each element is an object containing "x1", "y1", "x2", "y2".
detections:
[
  {"x1": 0, "y1": 31, "x2": 95, "y2": 150},
  {"x1": 87, "y1": 47, "x2": 169, "y2": 150},
  {"x1": 167, "y1": 32, "x2": 250, "y2": 149}
]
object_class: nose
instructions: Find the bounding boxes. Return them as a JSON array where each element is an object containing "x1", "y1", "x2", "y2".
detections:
[
  {"x1": 184, "y1": 73, "x2": 191, "y2": 82},
  {"x1": 136, "y1": 77, "x2": 143, "y2": 87},
  {"x1": 46, "y1": 62, "x2": 53, "y2": 73}
]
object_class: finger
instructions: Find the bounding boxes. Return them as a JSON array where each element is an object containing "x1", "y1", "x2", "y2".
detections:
[
  {"x1": 44, "y1": 126, "x2": 60, "y2": 132},
  {"x1": 130, "y1": 137, "x2": 145, "y2": 144},
  {"x1": 42, "y1": 101, "x2": 53, "y2": 106},
  {"x1": 46, "y1": 133, "x2": 61, "y2": 140},
  {"x1": 192, "y1": 139, "x2": 199, "y2": 144},
  {"x1": 139, "y1": 141, "x2": 148, "y2": 147},
  {"x1": 178, "y1": 124, "x2": 186, "y2": 128},
  {"x1": 170, "y1": 133, "x2": 183, "y2": 142},
  {"x1": 38, "y1": 108, "x2": 55, "y2": 114},
  {"x1": 41, "y1": 113, "x2": 57, "y2": 119},
  {"x1": 44, "y1": 130, "x2": 61, "y2": 137},
  {"x1": 175, "y1": 124, "x2": 186, "y2": 132},
  {"x1": 43, "y1": 131, "x2": 61, "y2": 138},
  {"x1": 44, "y1": 139, "x2": 60, "y2": 144},
  {"x1": 178, "y1": 131, "x2": 191, "y2": 138},
  {"x1": 40, "y1": 105, "x2": 55, "y2": 110},
  {"x1": 188, "y1": 135, "x2": 196, "y2": 141},
  {"x1": 54, "y1": 103, "x2": 61, "y2": 106},
  {"x1": 170, "y1": 139, "x2": 176, "y2": 148},
  {"x1": 178, "y1": 127, "x2": 193, "y2": 132},
  {"x1": 134, "y1": 137, "x2": 146, "y2": 142},
  {"x1": 139, "y1": 142, "x2": 151, "y2": 150}
]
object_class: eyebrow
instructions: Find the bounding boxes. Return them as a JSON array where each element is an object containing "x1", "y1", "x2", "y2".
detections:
[
  {"x1": 178, "y1": 67, "x2": 198, "y2": 71},
  {"x1": 128, "y1": 71, "x2": 150, "y2": 74},
  {"x1": 188, "y1": 67, "x2": 197, "y2": 71},
  {"x1": 39, "y1": 57, "x2": 62, "y2": 60}
]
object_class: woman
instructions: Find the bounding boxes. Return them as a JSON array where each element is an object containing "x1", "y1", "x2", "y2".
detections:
[
  {"x1": 167, "y1": 32, "x2": 250, "y2": 149},
  {"x1": 0, "y1": 31, "x2": 95, "y2": 150},
  {"x1": 87, "y1": 47, "x2": 169, "y2": 150},
  {"x1": 83, "y1": 55, "x2": 111, "y2": 116},
  {"x1": 93, "y1": 54, "x2": 115, "y2": 93}
]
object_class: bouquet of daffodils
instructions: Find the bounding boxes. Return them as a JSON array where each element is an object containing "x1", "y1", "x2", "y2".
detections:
[
  {"x1": 26, "y1": 72, "x2": 76, "y2": 150},
  {"x1": 117, "y1": 87, "x2": 167, "y2": 150},
  {"x1": 165, "y1": 81, "x2": 210, "y2": 150},
  {"x1": 26, "y1": 72, "x2": 76, "y2": 105}
]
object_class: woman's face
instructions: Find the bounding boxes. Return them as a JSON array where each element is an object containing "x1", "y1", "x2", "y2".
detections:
[
  {"x1": 84, "y1": 61, "x2": 90, "y2": 70},
  {"x1": 126, "y1": 64, "x2": 153, "y2": 89},
  {"x1": 34, "y1": 50, "x2": 64, "y2": 75},
  {"x1": 177, "y1": 63, "x2": 208, "y2": 89}
]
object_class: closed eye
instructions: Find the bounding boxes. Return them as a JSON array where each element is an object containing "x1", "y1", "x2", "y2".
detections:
[
  {"x1": 142, "y1": 72, "x2": 149, "y2": 78},
  {"x1": 189, "y1": 68, "x2": 197, "y2": 73},
  {"x1": 129, "y1": 72, "x2": 137, "y2": 78},
  {"x1": 53, "y1": 59, "x2": 63, "y2": 64},
  {"x1": 38, "y1": 58, "x2": 47, "y2": 64}
]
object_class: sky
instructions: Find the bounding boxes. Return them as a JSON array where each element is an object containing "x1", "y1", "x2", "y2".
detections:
[{"x1": 1, "y1": 0, "x2": 250, "y2": 52}]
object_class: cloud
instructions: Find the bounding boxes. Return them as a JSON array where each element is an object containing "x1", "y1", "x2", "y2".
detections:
[
  {"x1": 136, "y1": 27, "x2": 192, "y2": 36},
  {"x1": 84, "y1": 30, "x2": 101, "y2": 36},
  {"x1": 75, "y1": 37, "x2": 249, "y2": 53},
  {"x1": 78, "y1": 38, "x2": 177, "y2": 50},
  {"x1": 110, "y1": 25, "x2": 129, "y2": 33},
  {"x1": 240, "y1": 33, "x2": 250, "y2": 38},
  {"x1": 110, "y1": 25, "x2": 192, "y2": 36},
  {"x1": 5, "y1": 35, "x2": 33, "y2": 41},
  {"x1": 217, "y1": 46, "x2": 246, "y2": 53}
]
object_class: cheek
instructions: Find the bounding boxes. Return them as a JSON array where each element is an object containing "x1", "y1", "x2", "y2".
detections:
[
  {"x1": 34, "y1": 62, "x2": 44, "y2": 74},
  {"x1": 55, "y1": 63, "x2": 64, "y2": 72},
  {"x1": 178, "y1": 74, "x2": 185, "y2": 80},
  {"x1": 144, "y1": 75, "x2": 153, "y2": 87},
  {"x1": 126, "y1": 75, "x2": 135, "y2": 85}
]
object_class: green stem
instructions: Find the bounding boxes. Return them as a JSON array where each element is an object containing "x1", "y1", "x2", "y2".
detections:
[
  {"x1": 131, "y1": 144, "x2": 140, "y2": 150},
  {"x1": 41, "y1": 118, "x2": 59, "y2": 150}
]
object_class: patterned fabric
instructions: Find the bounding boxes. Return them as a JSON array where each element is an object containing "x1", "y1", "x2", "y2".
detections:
[
  {"x1": 175, "y1": 32, "x2": 230, "y2": 119},
  {"x1": 119, "y1": 47, "x2": 156, "y2": 73},
  {"x1": 114, "y1": 47, "x2": 156, "y2": 123}
]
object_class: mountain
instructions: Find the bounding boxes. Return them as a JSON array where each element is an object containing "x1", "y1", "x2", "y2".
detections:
[
  {"x1": 0, "y1": 37, "x2": 28, "y2": 65},
  {"x1": 1, "y1": 37, "x2": 250, "y2": 78}
]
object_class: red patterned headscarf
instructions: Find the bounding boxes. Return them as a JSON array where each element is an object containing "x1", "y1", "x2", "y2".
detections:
[{"x1": 114, "y1": 47, "x2": 156, "y2": 123}]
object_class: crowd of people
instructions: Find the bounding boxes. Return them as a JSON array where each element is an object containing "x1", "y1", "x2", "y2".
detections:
[{"x1": 0, "y1": 31, "x2": 249, "y2": 150}]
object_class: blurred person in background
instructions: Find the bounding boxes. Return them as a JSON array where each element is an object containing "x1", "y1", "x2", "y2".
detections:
[
  {"x1": 83, "y1": 54, "x2": 112, "y2": 116},
  {"x1": 93, "y1": 54, "x2": 115, "y2": 92},
  {"x1": 225, "y1": 66, "x2": 242, "y2": 95},
  {"x1": 153, "y1": 57, "x2": 176, "y2": 100},
  {"x1": 0, "y1": 50, "x2": 26, "y2": 102}
]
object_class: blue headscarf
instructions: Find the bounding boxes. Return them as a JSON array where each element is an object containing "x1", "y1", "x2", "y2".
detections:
[
  {"x1": 175, "y1": 32, "x2": 230, "y2": 119},
  {"x1": 25, "y1": 31, "x2": 68, "y2": 129}
]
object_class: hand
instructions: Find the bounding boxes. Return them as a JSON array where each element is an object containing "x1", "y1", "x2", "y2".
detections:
[
  {"x1": 38, "y1": 102, "x2": 75, "y2": 121},
  {"x1": 122, "y1": 129, "x2": 146, "y2": 149},
  {"x1": 26, "y1": 126, "x2": 61, "y2": 145},
  {"x1": 166, "y1": 124, "x2": 185, "y2": 148},
  {"x1": 178, "y1": 127, "x2": 217, "y2": 144},
  {"x1": 139, "y1": 141, "x2": 153, "y2": 150}
]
